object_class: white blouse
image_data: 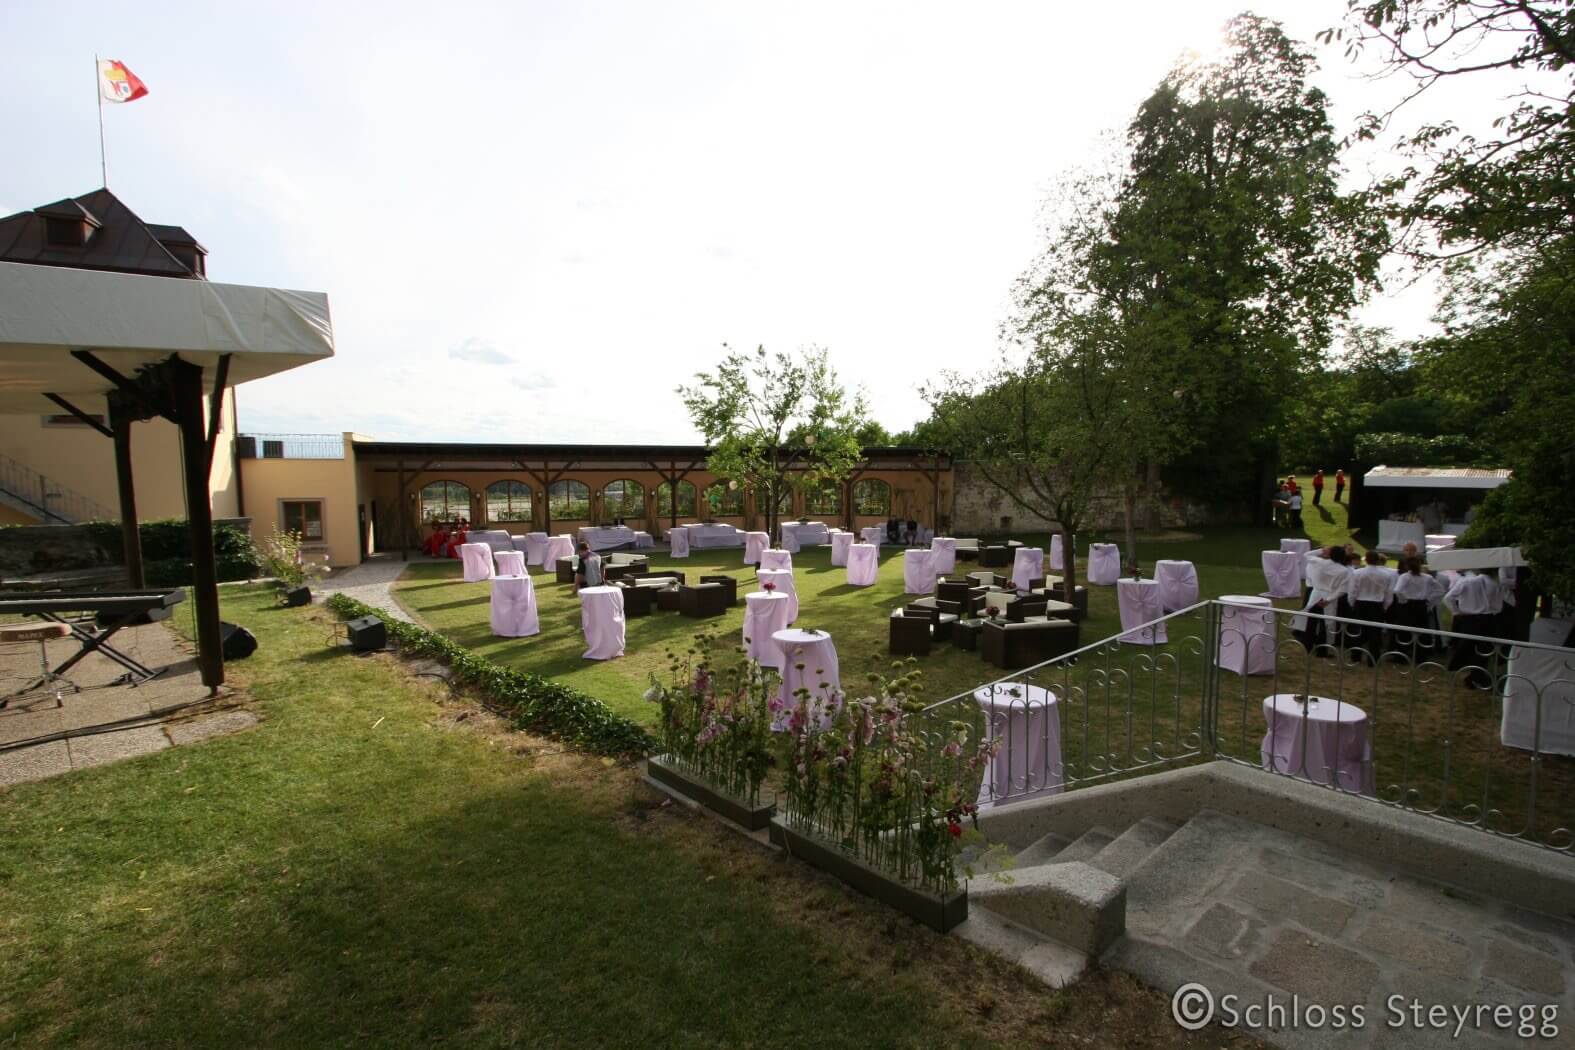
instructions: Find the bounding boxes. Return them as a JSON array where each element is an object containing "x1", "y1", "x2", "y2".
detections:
[
  {"x1": 1444, "y1": 573, "x2": 1504, "y2": 617},
  {"x1": 1392, "y1": 571, "x2": 1447, "y2": 608},
  {"x1": 1347, "y1": 565, "x2": 1398, "y2": 607}
]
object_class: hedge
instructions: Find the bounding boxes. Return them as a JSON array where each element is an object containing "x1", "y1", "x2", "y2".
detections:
[
  {"x1": 79, "y1": 519, "x2": 261, "y2": 584},
  {"x1": 325, "y1": 593, "x2": 655, "y2": 759}
]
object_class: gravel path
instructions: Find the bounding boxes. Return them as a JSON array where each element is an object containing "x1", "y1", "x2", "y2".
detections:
[{"x1": 314, "y1": 554, "x2": 418, "y2": 623}]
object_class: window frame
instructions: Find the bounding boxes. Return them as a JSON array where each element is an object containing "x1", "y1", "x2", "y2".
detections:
[
  {"x1": 419, "y1": 480, "x2": 472, "y2": 523},
  {"x1": 484, "y1": 479, "x2": 534, "y2": 523},
  {"x1": 548, "y1": 479, "x2": 592, "y2": 521},
  {"x1": 655, "y1": 479, "x2": 698, "y2": 518},
  {"x1": 279, "y1": 498, "x2": 327, "y2": 544},
  {"x1": 852, "y1": 478, "x2": 891, "y2": 516},
  {"x1": 602, "y1": 479, "x2": 645, "y2": 519}
]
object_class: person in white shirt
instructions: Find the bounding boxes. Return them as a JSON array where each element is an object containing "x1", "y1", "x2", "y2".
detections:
[
  {"x1": 1390, "y1": 555, "x2": 1447, "y2": 647},
  {"x1": 1345, "y1": 550, "x2": 1397, "y2": 660},
  {"x1": 1443, "y1": 571, "x2": 1504, "y2": 686},
  {"x1": 1293, "y1": 546, "x2": 1353, "y2": 653}
]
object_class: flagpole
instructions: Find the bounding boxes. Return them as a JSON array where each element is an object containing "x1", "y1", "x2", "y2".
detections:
[{"x1": 94, "y1": 54, "x2": 107, "y2": 186}]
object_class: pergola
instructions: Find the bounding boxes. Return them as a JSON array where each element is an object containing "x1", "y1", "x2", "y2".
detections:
[{"x1": 0, "y1": 260, "x2": 334, "y2": 689}]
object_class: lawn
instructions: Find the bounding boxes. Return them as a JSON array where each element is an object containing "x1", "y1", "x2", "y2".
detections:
[{"x1": 0, "y1": 585, "x2": 1251, "y2": 1049}]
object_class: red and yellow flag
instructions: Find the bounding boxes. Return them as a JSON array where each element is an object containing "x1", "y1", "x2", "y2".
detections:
[{"x1": 97, "y1": 59, "x2": 148, "y2": 103}]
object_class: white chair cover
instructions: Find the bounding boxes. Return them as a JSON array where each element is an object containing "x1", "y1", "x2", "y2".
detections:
[
  {"x1": 744, "y1": 531, "x2": 769, "y2": 565},
  {"x1": 1087, "y1": 543, "x2": 1121, "y2": 585},
  {"x1": 1117, "y1": 579, "x2": 1167, "y2": 645},
  {"x1": 903, "y1": 549, "x2": 936, "y2": 595},
  {"x1": 579, "y1": 586, "x2": 625, "y2": 660},
  {"x1": 1049, "y1": 533, "x2": 1065, "y2": 572},
  {"x1": 668, "y1": 527, "x2": 690, "y2": 558},
  {"x1": 1216, "y1": 595, "x2": 1277, "y2": 675},
  {"x1": 830, "y1": 531, "x2": 854, "y2": 568},
  {"x1": 1011, "y1": 547, "x2": 1044, "y2": 592},
  {"x1": 930, "y1": 536, "x2": 956, "y2": 576},
  {"x1": 1262, "y1": 550, "x2": 1303, "y2": 599},
  {"x1": 1279, "y1": 538, "x2": 1312, "y2": 556},
  {"x1": 759, "y1": 549, "x2": 793, "y2": 573},
  {"x1": 743, "y1": 591, "x2": 793, "y2": 668},
  {"x1": 543, "y1": 534, "x2": 575, "y2": 568},
  {"x1": 860, "y1": 526, "x2": 884, "y2": 547},
  {"x1": 494, "y1": 549, "x2": 525, "y2": 576},
  {"x1": 489, "y1": 574, "x2": 539, "y2": 637},
  {"x1": 460, "y1": 543, "x2": 495, "y2": 583},
  {"x1": 523, "y1": 532, "x2": 549, "y2": 567},
  {"x1": 756, "y1": 568, "x2": 798, "y2": 622},
  {"x1": 846, "y1": 543, "x2": 878, "y2": 586},
  {"x1": 1154, "y1": 559, "x2": 1199, "y2": 612}
]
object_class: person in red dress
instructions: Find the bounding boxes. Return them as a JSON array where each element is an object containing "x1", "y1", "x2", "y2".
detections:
[
  {"x1": 1334, "y1": 469, "x2": 1346, "y2": 504},
  {"x1": 1312, "y1": 469, "x2": 1325, "y2": 506}
]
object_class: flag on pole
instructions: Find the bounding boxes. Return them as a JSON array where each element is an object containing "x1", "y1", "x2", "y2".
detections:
[{"x1": 97, "y1": 59, "x2": 148, "y2": 103}]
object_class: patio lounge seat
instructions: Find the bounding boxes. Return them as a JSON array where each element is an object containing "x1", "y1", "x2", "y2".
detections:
[
  {"x1": 555, "y1": 557, "x2": 576, "y2": 583},
  {"x1": 980, "y1": 545, "x2": 1011, "y2": 568},
  {"x1": 679, "y1": 582, "x2": 730, "y2": 618},
  {"x1": 954, "y1": 538, "x2": 981, "y2": 562},
  {"x1": 618, "y1": 583, "x2": 656, "y2": 618},
  {"x1": 904, "y1": 603, "x2": 958, "y2": 642},
  {"x1": 699, "y1": 575, "x2": 738, "y2": 607},
  {"x1": 980, "y1": 618, "x2": 1080, "y2": 669},
  {"x1": 889, "y1": 608, "x2": 934, "y2": 656}
]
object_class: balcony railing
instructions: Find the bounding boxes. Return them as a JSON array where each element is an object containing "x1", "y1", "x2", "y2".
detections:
[{"x1": 238, "y1": 433, "x2": 344, "y2": 460}]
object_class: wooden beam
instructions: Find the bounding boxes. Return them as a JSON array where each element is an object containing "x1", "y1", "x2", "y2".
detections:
[
  {"x1": 204, "y1": 353, "x2": 232, "y2": 469},
  {"x1": 109, "y1": 397, "x2": 143, "y2": 588},
  {"x1": 42, "y1": 393, "x2": 112, "y2": 437},
  {"x1": 170, "y1": 359, "x2": 224, "y2": 691}
]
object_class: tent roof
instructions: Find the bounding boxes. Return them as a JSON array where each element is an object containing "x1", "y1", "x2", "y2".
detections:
[
  {"x1": 0, "y1": 260, "x2": 333, "y2": 414},
  {"x1": 1363, "y1": 465, "x2": 1511, "y2": 490}
]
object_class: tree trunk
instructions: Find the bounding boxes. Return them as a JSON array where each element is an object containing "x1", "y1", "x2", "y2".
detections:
[
  {"x1": 1060, "y1": 528, "x2": 1078, "y2": 609},
  {"x1": 1123, "y1": 484, "x2": 1139, "y2": 577}
]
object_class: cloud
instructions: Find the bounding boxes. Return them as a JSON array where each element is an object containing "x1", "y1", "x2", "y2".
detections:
[
  {"x1": 511, "y1": 372, "x2": 556, "y2": 392},
  {"x1": 448, "y1": 337, "x2": 515, "y2": 365}
]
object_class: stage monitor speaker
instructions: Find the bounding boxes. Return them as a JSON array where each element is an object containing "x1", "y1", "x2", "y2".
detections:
[
  {"x1": 220, "y1": 621, "x2": 258, "y2": 661},
  {"x1": 282, "y1": 585, "x2": 311, "y2": 608},
  {"x1": 346, "y1": 615, "x2": 386, "y2": 653}
]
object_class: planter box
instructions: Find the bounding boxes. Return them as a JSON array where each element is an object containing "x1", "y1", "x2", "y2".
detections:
[
  {"x1": 646, "y1": 754, "x2": 775, "y2": 831},
  {"x1": 769, "y1": 817, "x2": 968, "y2": 932}
]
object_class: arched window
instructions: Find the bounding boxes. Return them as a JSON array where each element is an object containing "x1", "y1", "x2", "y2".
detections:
[
  {"x1": 704, "y1": 483, "x2": 743, "y2": 516},
  {"x1": 655, "y1": 480, "x2": 697, "y2": 518},
  {"x1": 853, "y1": 478, "x2": 891, "y2": 516},
  {"x1": 485, "y1": 480, "x2": 533, "y2": 523},
  {"x1": 602, "y1": 479, "x2": 644, "y2": 519},
  {"x1": 420, "y1": 480, "x2": 471, "y2": 523},
  {"x1": 806, "y1": 480, "x2": 841, "y2": 515},
  {"x1": 548, "y1": 479, "x2": 591, "y2": 520}
]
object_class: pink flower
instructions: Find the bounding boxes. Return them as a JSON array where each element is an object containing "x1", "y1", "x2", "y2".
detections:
[{"x1": 948, "y1": 821, "x2": 962, "y2": 839}]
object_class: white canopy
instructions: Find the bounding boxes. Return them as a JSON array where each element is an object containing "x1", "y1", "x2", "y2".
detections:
[
  {"x1": 1428, "y1": 546, "x2": 1527, "y2": 571},
  {"x1": 0, "y1": 260, "x2": 332, "y2": 414},
  {"x1": 1363, "y1": 465, "x2": 1510, "y2": 491}
]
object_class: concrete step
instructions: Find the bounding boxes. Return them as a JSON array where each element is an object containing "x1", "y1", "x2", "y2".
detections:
[
  {"x1": 1120, "y1": 809, "x2": 1262, "y2": 942},
  {"x1": 1012, "y1": 831, "x2": 1071, "y2": 869},
  {"x1": 1087, "y1": 816, "x2": 1180, "y2": 879},
  {"x1": 1035, "y1": 825, "x2": 1117, "y2": 867}
]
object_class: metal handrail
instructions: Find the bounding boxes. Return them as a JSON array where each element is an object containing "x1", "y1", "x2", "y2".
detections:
[{"x1": 0, "y1": 451, "x2": 118, "y2": 523}]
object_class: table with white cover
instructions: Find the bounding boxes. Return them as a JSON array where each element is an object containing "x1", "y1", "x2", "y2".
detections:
[
  {"x1": 473, "y1": 529, "x2": 514, "y2": 553},
  {"x1": 685, "y1": 523, "x2": 745, "y2": 549},
  {"x1": 759, "y1": 549, "x2": 793, "y2": 573},
  {"x1": 1501, "y1": 619, "x2": 1575, "y2": 756},
  {"x1": 975, "y1": 683, "x2": 1064, "y2": 806},
  {"x1": 543, "y1": 534, "x2": 575, "y2": 568},
  {"x1": 1261, "y1": 550, "x2": 1303, "y2": 599},
  {"x1": 756, "y1": 568, "x2": 798, "y2": 622},
  {"x1": 743, "y1": 591, "x2": 793, "y2": 668},
  {"x1": 846, "y1": 543, "x2": 878, "y2": 587},
  {"x1": 521, "y1": 532, "x2": 549, "y2": 567},
  {"x1": 903, "y1": 549, "x2": 936, "y2": 595},
  {"x1": 1011, "y1": 547, "x2": 1044, "y2": 592},
  {"x1": 830, "y1": 530, "x2": 854, "y2": 567},
  {"x1": 1049, "y1": 533, "x2": 1065, "y2": 573},
  {"x1": 1154, "y1": 559, "x2": 1199, "y2": 612},
  {"x1": 579, "y1": 585, "x2": 625, "y2": 660},
  {"x1": 1378, "y1": 520, "x2": 1427, "y2": 552},
  {"x1": 576, "y1": 525, "x2": 636, "y2": 551},
  {"x1": 1426, "y1": 533, "x2": 1457, "y2": 551},
  {"x1": 460, "y1": 542, "x2": 496, "y2": 583},
  {"x1": 930, "y1": 536, "x2": 957, "y2": 575},
  {"x1": 1117, "y1": 578, "x2": 1167, "y2": 645},
  {"x1": 633, "y1": 531, "x2": 654, "y2": 549},
  {"x1": 667, "y1": 527, "x2": 690, "y2": 557},
  {"x1": 1279, "y1": 538, "x2": 1312, "y2": 556},
  {"x1": 1260, "y1": 694, "x2": 1375, "y2": 794},
  {"x1": 860, "y1": 526, "x2": 885, "y2": 547},
  {"x1": 1217, "y1": 594, "x2": 1277, "y2": 675},
  {"x1": 1087, "y1": 543, "x2": 1122, "y2": 586},
  {"x1": 493, "y1": 549, "x2": 525, "y2": 576},
  {"x1": 743, "y1": 531, "x2": 769, "y2": 565},
  {"x1": 780, "y1": 522, "x2": 829, "y2": 552},
  {"x1": 773, "y1": 628, "x2": 841, "y2": 730},
  {"x1": 489, "y1": 574, "x2": 540, "y2": 637}
]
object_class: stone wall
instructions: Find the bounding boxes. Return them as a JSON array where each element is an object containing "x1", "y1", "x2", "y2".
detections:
[
  {"x1": 948, "y1": 463, "x2": 1223, "y2": 537},
  {"x1": 0, "y1": 518, "x2": 252, "y2": 578}
]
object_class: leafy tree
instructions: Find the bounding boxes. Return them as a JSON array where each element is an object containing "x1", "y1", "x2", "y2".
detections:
[
  {"x1": 679, "y1": 346, "x2": 868, "y2": 542},
  {"x1": 853, "y1": 419, "x2": 895, "y2": 447}
]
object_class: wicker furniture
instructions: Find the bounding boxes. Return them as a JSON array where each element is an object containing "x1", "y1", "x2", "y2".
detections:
[
  {"x1": 980, "y1": 618, "x2": 1080, "y2": 669},
  {"x1": 679, "y1": 582, "x2": 730, "y2": 618}
]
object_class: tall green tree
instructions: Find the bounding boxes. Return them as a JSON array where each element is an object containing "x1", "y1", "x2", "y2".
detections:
[{"x1": 679, "y1": 346, "x2": 868, "y2": 543}]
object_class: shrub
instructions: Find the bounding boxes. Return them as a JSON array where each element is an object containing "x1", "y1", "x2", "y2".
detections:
[
  {"x1": 256, "y1": 529, "x2": 329, "y2": 587},
  {"x1": 1353, "y1": 431, "x2": 1488, "y2": 467}
]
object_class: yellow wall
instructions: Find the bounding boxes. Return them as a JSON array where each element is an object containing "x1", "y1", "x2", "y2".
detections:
[{"x1": 238, "y1": 434, "x2": 365, "y2": 567}]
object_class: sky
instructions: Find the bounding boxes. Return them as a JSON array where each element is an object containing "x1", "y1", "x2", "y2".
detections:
[{"x1": 0, "y1": 1, "x2": 1536, "y2": 443}]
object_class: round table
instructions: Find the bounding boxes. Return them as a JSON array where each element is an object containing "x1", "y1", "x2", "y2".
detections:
[
  {"x1": 579, "y1": 585, "x2": 625, "y2": 660},
  {"x1": 1260, "y1": 693, "x2": 1375, "y2": 794},
  {"x1": 773, "y1": 628, "x2": 841, "y2": 730},
  {"x1": 743, "y1": 531, "x2": 769, "y2": 565},
  {"x1": 930, "y1": 536, "x2": 957, "y2": 575},
  {"x1": 974, "y1": 683, "x2": 1064, "y2": 806},
  {"x1": 743, "y1": 591, "x2": 793, "y2": 668},
  {"x1": 543, "y1": 534, "x2": 575, "y2": 569},
  {"x1": 1279, "y1": 538, "x2": 1313, "y2": 556},
  {"x1": 755, "y1": 569, "x2": 798, "y2": 622},
  {"x1": 902, "y1": 548, "x2": 936, "y2": 595},
  {"x1": 494, "y1": 549, "x2": 525, "y2": 576},
  {"x1": 830, "y1": 530, "x2": 854, "y2": 568},
  {"x1": 523, "y1": 531, "x2": 550, "y2": 567},
  {"x1": 1011, "y1": 546, "x2": 1044, "y2": 591},
  {"x1": 759, "y1": 549, "x2": 793, "y2": 573},
  {"x1": 1087, "y1": 543, "x2": 1121, "y2": 585},
  {"x1": 1049, "y1": 533, "x2": 1065, "y2": 572},
  {"x1": 668, "y1": 527, "x2": 690, "y2": 558},
  {"x1": 489, "y1": 574, "x2": 540, "y2": 637},
  {"x1": 1154, "y1": 559, "x2": 1199, "y2": 612},
  {"x1": 1217, "y1": 595, "x2": 1277, "y2": 675},
  {"x1": 1117, "y1": 578, "x2": 1167, "y2": 644},
  {"x1": 860, "y1": 525, "x2": 884, "y2": 547},
  {"x1": 846, "y1": 543, "x2": 878, "y2": 587},
  {"x1": 459, "y1": 542, "x2": 496, "y2": 583},
  {"x1": 1261, "y1": 550, "x2": 1303, "y2": 599}
]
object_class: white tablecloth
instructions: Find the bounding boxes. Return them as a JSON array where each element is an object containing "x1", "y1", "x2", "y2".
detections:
[
  {"x1": 1260, "y1": 694, "x2": 1375, "y2": 794},
  {"x1": 460, "y1": 542, "x2": 495, "y2": 583},
  {"x1": 579, "y1": 586, "x2": 625, "y2": 660},
  {"x1": 1154, "y1": 559, "x2": 1199, "y2": 611},
  {"x1": 1426, "y1": 533, "x2": 1457, "y2": 551},
  {"x1": 975, "y1": 683, "x2": 1063, "y2": 806},
  {"x1": 1279, "y1": 538, "x2": 1312, "y2": 556},
  {"x1": 634, "y1": 530, "x2": 654, "y2": 549},
  {"x1": 1502, "y1": 634, "x2": 1575, "y2": 756},
  {"x1": 756, "y1": 569, "x2": 798, "y2": 622},
  {"x1": 1011, "y1": 547, "x2": 1044, "y2": 592},
  {"x1": 846, "y1": 543, "x2": 878, "y2": 586},
  {"x1": 774, "y1": 628, "x2": 841, "y2": 730},
  {"x1": 686, "y1": 523, "x2": 744, "y2": 549},
  {"x1": 903, "y1": 549, "x2": 936, "y2": 594},
  {"x1": 494, "y1": 549, "x2": 525, "y2": 576},
  {"x1": 1217, "y1": 595, "x2": 1277, "y2": 675},
  {"x1": 543, "y1": 534, "x2": 575, "y2": 567},
  {"x1": 473, "y1": 529, "x2": 514, "y2": 553},
  {"x1": 1117, "y1": 578, "x2": 1167, "y2": 645},
  {"x1": 668, "y1": 527, "x2": 690, "y2": 558},
  {"x1": 780, "y1": 522, "x2": 829, "y2": 551},
  {"x1": 759, "y1": 549, "x2": 793, "y2": 573},
  {"x1": 930, "y1": 536, "x2": 956, "y2": 576},
  {"x1": 743, "y1": 531, "x2": 769, "y2": 565},
  {"x1": 860, "y1": 526, "x2": 884, "y2": 547},
  {"x1": 1262, "y1": 550, "x2": 1303, "y2": 599},
  {"x1": 1050, "y1": 533, "x2": 1065, "y2": 573},
  {"x1": 743, "y1": 591, "x2": 793, "y2": 668},
  {"x1": 830, "y1": 531, "x2": 854, "y2": 567},
  {"x1": 522, "y1": 532, "x2": 549, "y2": 567},
  {"x1": 1087, "y1": 543, "x2": 1121, "y2": 585},
  {"x1": 577, "y1": 525, "x2": 635, "y2": 551},
  {"x1": 1378, "y1": 520, "x2": 1427, "y2": 552},
  {"x1": 489, "y1": 574, "x2": 539, "y2": 637}
]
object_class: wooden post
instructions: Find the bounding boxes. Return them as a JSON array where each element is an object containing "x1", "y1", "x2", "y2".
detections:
[
  {"x1": 171, "y1": 360, "x2": 224, "y2": 691},
  {"x1": 109, "y1": 397, "x2": 143, "y2": 588},
  {"x1": 397, "y1": 461, "x2": 408, "y2": 560}
]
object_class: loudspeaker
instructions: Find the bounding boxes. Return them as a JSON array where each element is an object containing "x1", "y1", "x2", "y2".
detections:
[
  {"x1": 220, "y1": 621, "x2": 258, "y2": 660},
  {"x1": 282, "y1": 585, "x2": 311, "y2": 607},
  {"x1": 346, "y1": 615, "x2": 386, "y2": 653}
]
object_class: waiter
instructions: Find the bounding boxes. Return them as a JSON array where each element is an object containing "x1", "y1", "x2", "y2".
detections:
[{"x1": 1443, "y1": 572, "x2": 1503, "y2": 688}]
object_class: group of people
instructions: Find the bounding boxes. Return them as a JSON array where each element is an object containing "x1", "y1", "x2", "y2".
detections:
[
  {"x1": 422, "y1": 518, "x2": 470, "y2": 558},
  {"x1": 885, "y1": 517, "x2": 922, "y2": 544},
  {"x1": 1272, "y1": 470, "x2": 1346, "y2": 529}
]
